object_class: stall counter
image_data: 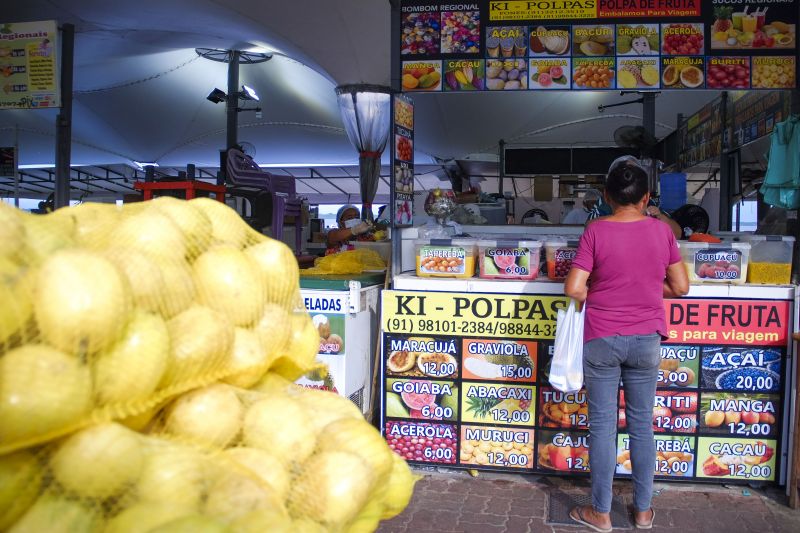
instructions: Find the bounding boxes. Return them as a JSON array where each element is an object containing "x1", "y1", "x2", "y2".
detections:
[{"x1": 382, "y1": 274, "x2": 796, "y2": 486}]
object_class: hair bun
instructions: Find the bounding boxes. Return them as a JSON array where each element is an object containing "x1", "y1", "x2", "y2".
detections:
[{"x1": 622, "y1": 168, "x2": 636, "y2": 183}]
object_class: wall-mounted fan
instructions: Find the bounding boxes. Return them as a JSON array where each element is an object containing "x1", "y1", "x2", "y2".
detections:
[{"x1": 613, "y1": 125, "x2": 658, "y2": 157}]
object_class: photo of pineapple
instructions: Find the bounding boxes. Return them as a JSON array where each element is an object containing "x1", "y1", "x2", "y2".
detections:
[{"x1": 461, "y1": 383, "x2": 535, "y2": 426}]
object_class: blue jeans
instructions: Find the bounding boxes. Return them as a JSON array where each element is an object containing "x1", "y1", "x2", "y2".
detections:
[{"x1": 583, "y1": 334, "x2": 661, "y2": 514}]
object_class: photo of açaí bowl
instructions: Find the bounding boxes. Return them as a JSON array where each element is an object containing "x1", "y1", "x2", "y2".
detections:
[
  {"x1": 700, "y1": 347, "x2": 727, "y2": 388},
  {"x1": 715, "y1": 367, "x2": 780, "y2": 392},
  {"x1": 767, "y1": 361, "x2": 781, "y2": 376}
]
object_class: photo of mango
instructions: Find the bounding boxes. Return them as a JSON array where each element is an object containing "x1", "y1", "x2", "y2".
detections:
[{"x1": 402, "y1": 61, "x2": 442, "y2": 91}]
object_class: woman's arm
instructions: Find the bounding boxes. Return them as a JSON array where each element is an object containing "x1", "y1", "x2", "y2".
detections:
[
  {"x1": 564, "y1": 267, "x2": 591, "y2": 303},
  {"x1": 663, "y1": 262, "x2": 690, "y2": 298},
  {"x1": 647, "y1": 206, "x2": 682, "y2": 239},
  {"x1": 326, "y1": 227, "x2": 354, "y2": 247}
]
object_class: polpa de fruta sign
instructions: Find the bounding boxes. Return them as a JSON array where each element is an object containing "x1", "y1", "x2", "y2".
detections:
[
  {"x1": 381, "y1": 289, "x2": 790, "y2": 482},
  {"x1": 398, "y1": 0, "x2": 798, "y2": 91}
]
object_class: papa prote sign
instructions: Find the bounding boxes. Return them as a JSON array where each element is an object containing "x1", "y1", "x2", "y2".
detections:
[{"x1": 664, "y1": 299, "x2": 790, "y2": 346}]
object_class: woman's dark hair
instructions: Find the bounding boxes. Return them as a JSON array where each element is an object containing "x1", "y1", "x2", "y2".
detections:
[{"x1": 604, "y1": 163, "x2": 649, "y2": 206}]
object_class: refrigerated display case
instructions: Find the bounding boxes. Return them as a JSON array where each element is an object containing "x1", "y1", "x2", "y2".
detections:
[{"x1": 299, "y1": 273, "x2": 384, "y2": 416}]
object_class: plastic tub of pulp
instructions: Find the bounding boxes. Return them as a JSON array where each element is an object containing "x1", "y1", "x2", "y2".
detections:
[
  {"x1": 746, "y1": 235, "x2": 794, "y2": 285},
  {"x1": 545, "y1": 240, "x2": 579, "y2": 281},
  {"x1": 414, "y1": 238, "x2": 477, "y2": 278},
  {"x1": 678, "y1": 241, "x2": 750, "y2": 284},
  {"x1": 477, "y1": 239, "x2": 542, "y2": 280}
]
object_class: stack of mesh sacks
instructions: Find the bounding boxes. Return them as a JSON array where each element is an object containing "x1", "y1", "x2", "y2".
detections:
[{"x1": 0, "y1": 198, "x2": 416, "y2": 533}]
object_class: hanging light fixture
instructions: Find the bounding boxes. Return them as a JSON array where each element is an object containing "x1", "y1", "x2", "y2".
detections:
[{"x1": 335, "y1": 84, "x2": 392, "y2": 222}]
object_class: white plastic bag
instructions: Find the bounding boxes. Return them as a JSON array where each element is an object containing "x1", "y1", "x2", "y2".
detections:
[{"x1": 550, "y1": 300, "x2": 585, "y2": 392}]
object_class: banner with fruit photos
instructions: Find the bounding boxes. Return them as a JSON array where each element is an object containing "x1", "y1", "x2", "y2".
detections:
[
  {"x1": 393, "y1": 94, "x2": 414, "y2": 227},
  {"x1": 380, "y1": 290, "x2": 790, "y2": 482},
  {"x1": 398, "y1": 0, "x2": 798, "y2": 91}
]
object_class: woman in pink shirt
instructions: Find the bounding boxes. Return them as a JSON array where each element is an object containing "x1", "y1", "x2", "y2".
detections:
[{"x1": 565, "y1": 159, "x2": 689, "y2": 532}]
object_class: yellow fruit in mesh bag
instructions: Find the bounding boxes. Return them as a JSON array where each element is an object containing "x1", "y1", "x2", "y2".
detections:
[
  {"x1": 344, "y1": 496, "x2": 383, "y2": 533},
  {"x1": 152, "y1": 196, "x2": 213, "y2": 258},
  {"x1": 35, "y1": 249, "x2": 131, "y2": 354},
  {"x1": 165, "y1": 384, "x2": 243, "y2": 447},
  {"x1": 190, "y1": 197, "x2": 249, "y2": 248},
  {"x1": 269, "y1": 311, "x2": 320, "y2": 380},
  {"x1": 22, "y1": 212, "x2": 74, "y2": 264},
  {"x1": 245, "y1": 239, "x2": 300, "y2": 305},
  {"x1": 158, "y1": 258, "x2": 196, "y2": 318},
  {"x1": 0, "y1": 450, "x2": 42, "y2": 531},
  {"x1": 242, "y1": 395, "x2": 315, "y2": 464},
  {"x1": 253, "y1": 303, "x2": 291, "y2": 357},
  {"x1": 119, "y1": 405, "x2": 159, "y2": 432},
  {"x1": 50, "y1": 422, "x2": 143, "y2": 499},
  {"x1": 150, "y1": 514, "x2": 228, "y2": 533},
  {"x1": 161, "y1": 305, "x2": 234, "y2": 387},
  {"x1": 105, "y1": 502, "x2": 195, "y2": 533},
  {"x1": 110, "y1": 206, "x2": 188, "y2": 263},
  {"x1": 223, "y1": 327, "x2": 272, "y2": 389},
  {"x1": 381, "y1": 452, "x2": 417, "y2": 519},
  {"x1": 296, "y1": 387, "x2": 363, "y2": 432},
  {"x1": 0, "y1": 203, "x2": 25, "y2": 260},
  {"x1": 105, "y1": 250, "x2": 167, "y2": 314},
  {"x1": 204, "y1": 470, "x2": 288, "y2": 523},
  {"x1": 317, "y1": 418, "x2": 393, "y2": 483},
  {"x1": 289, "y1": 451, "x2": 374, "y2": 526},
  {"x1": 250, "y1": 371, "x2": 294, "y2": 395},
  {"x1": 292, "y1": 518, "x2": 328, "y2": 533},
  {"x1": 8, "y1": 495, "x2": 100, "y2": 533},
  {"x1": 137, "y1": 442, "x2": 208, "y2": 508},
  {"x1": 194, "y1": 245, "x2": 266, "y2": 327},
  {"x1": 69, "y1": 201, "x2": 118, "y2": 249},
  {"x1": 222, "y1": 447, "x2": 291, "y2": 501},
  {"x1": 0, "y1": 344, "x2": 92, "y2": 445},
  {"x1": 231, "y1": 509, "x2": 294, "y2": 533},
  {"x1": 93, "y1": 309, "x2": 169, "y2": 405},
  {"x1": 0, "y1": 257, "x2": 33, "y2": 348}
]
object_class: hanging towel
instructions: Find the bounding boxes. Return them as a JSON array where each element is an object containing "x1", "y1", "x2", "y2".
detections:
[{"x1": 761, "y1": 115, "x2": 800, "y2": 209}]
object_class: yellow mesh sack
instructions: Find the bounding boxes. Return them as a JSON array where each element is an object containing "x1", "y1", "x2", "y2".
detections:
[
  {"x1": 1, "y1": 379, "x2": 418, "y2": 532},
  {"x1": 0, "y1": 199, "x2": 318, "y2": 453},
  {"x1": 301, "y1": 249, "x2": 386, "y2": 276},
  {"x1": 144, "y1": 378, "x2": 419, "y2": 531},
  {"x1": 2, "y1": 422, "x2": 291, "y2": 532}
]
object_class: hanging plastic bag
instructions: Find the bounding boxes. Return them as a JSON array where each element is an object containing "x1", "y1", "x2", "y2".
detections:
[{"x1": 550, "y1": 300, "x2": 584, "y2": 393}]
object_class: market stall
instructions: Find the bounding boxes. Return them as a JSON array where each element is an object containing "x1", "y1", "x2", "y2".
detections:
[{"x1": 382, "y1": 0, "x2": 800, "y2": 489}]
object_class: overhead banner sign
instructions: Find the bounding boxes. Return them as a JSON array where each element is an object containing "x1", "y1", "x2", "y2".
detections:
[
  {"x1": 398, "y1": 0, "x2": 798, "y2": 91},
  {"x1": 0, "y1": 20, "x2": 60, "y2": 110}
]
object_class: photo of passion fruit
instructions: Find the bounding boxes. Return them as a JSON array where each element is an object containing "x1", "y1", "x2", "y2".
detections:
[{"x1": 661, "y1": 62, "x2": 705, "y2": 89}]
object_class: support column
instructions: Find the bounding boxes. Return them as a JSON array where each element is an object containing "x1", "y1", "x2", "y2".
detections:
[
  {"x1": 718, "y1": 91, "x2": 731, "y2": 231},
  {"x1": 54, "y1": 23, "x2": 74, "y2": 208},
  {"x1": 226, "y1": 50, "x2": 240, "y2": 151}
]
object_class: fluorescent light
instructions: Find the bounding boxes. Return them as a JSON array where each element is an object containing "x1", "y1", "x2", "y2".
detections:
[
  {"x1": 19, "y1": 164, "x2": 56, "y2": 169},
  {"x1": 241, "y1": 85, "x2": 259, "y2": 101},
  {"x1": 133, "y1": 161, "x2": 159, "y2": 169}
]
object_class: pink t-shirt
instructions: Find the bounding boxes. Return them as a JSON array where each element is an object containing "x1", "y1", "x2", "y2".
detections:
[{"x1": 571, "y1": 217, "x2": 681, "y2": 343}]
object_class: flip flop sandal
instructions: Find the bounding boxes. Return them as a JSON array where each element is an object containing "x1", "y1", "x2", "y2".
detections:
[
  {"x1": 635, "y1": 508, "x2": 655, "y2": 529},
  {"x1": 569, "y1": 506, "x2": 613, "y2": 533}
]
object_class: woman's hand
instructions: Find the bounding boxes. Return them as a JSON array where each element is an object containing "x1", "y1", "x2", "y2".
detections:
[{"x1": 351, "y1": 221, "x2": 371, "y2": 236}]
